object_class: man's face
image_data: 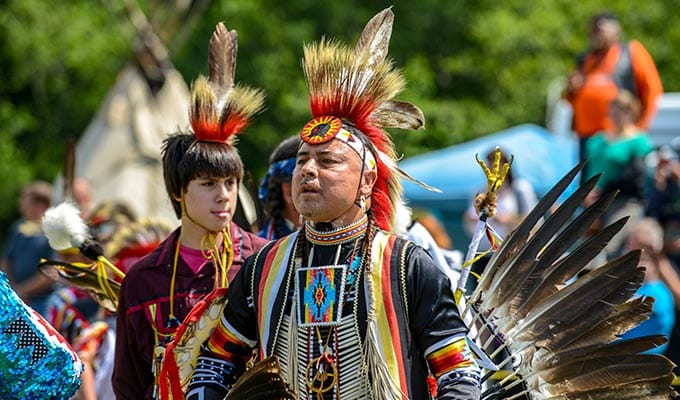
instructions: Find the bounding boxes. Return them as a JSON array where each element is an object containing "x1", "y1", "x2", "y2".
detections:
[
  {"x1": 292, "y1": 139, "x2": 370, "y2": 226},
  {"x1": 19, "y1": 192, "x2": 48, "y2": 221},
  {"x1": 589, "y1": 20, "x2": 619, "y2": 51}
]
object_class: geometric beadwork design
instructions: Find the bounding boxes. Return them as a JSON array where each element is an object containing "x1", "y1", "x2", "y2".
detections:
[{"x1": 297, "y1": 265, "x2": 347, "y2": 327}]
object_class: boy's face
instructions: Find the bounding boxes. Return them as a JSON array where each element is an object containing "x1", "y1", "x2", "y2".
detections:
[{"x1": 180, "y1": 175, "x2": 239, "y2": 233}]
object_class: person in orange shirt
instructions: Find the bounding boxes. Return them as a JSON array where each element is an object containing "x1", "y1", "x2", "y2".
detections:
[{"x1": 565, "y1": 11, "x2": 663, "y2": 164}]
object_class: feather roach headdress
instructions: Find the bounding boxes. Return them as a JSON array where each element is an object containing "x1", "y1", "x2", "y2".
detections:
[
  {"x1": 190, "y1": 22, "x2": 265, "y2": 144},
  {"x1": 300, "y1": 7, "x2": 432, "y2": 231}
]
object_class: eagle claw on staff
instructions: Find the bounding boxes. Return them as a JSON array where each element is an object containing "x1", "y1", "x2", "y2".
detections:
[{"x1": 473, "y1": 146, "x2": 513, "y2": 218}]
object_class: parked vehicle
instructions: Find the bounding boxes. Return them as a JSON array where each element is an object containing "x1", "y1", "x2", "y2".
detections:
[{"x1": 648, "y1": 92, "x2": 680, "y2": 147}]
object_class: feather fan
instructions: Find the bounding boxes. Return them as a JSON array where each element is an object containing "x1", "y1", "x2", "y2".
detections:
[
  {"x1": 40, "y1": 202, "x2": 124, "y2": 310},
  {"x1": 462, "y1": 161, "x2": 677, "y2": 400},
  {"x1": 37, "y1": 259, "x2": 120, "y2": 312},
  {"x1": 224, "y1": 357, "x2": 296, "y2": 400}
]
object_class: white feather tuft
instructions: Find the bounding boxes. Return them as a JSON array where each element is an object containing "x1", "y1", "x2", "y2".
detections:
[
  {"x1": 42, "y1": 202, "x2": 89, "y2": 250},
  {"x1": 391, "y1": 200, "x2": 412, "y2": 237}
]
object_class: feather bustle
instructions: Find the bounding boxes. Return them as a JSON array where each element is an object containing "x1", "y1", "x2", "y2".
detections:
[
  {"x1": 464, "y1": 158, "x2": 675, "y2": 400},
  {"x1": 481, "y1": 173, "x2": 600, "y2": 313},
  {"x1": 469, "y1": 162, "x2": 588, "y2": 305}
]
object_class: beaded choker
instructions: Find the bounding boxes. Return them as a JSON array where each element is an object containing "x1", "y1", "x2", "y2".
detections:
[{"x1": 304, "y1": 215, "x2": 368, "y2": 245}]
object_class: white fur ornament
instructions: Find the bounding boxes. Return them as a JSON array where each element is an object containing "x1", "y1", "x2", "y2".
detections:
[{"x1": 42, "y1": 202, "x2": 89, "y2": 250}]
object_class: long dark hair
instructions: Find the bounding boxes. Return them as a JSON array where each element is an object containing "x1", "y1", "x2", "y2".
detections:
[{"x1": 261, "y1": 135, "x2": 301, "y2": 238}]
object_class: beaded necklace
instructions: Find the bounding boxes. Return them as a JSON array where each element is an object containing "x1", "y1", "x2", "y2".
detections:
[
  {"x1": 298, "y1": 216, "x2": 369, "y2": 399},
  {"x1": 150, "y1": 196, "x2": 234, "y2": 398},
  {"x1": 304, "y1": 215, "x2": 368, "y2": 245}
]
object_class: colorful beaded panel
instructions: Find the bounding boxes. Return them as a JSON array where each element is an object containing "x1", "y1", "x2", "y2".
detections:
[{"x1": 296, "y1": 265, "x2": 347, "y2": 327}]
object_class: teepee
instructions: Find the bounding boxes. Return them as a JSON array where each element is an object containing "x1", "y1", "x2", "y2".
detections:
[{"x1": 53, "y1": 0, "x2": 260, "y2": 229}]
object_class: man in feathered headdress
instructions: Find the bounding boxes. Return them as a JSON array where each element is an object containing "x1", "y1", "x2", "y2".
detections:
[
  {"x1": 112, "y1": 22, "x2": 269, "y2": 399},
  {"x1": 187, "y1": 8, "x2": 481, "y2": 400}
]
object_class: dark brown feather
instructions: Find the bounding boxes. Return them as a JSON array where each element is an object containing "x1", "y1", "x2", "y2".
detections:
[
  {"x1": 208, "y1": 22, "x2": 238, "y2": 108},
  {"x1": 512, "y1": 215, "x2": 629, "y2": 319},
  {"x1": 470, "y1": 161, "x2": 587, "y2": 304},
  {"x1": 534, "y1": 335, "x2": 667, "y2": 371},
  {"x1": 512, "y1": 190, "x2": 621, "y2": 312},
  {"x1": 490, "y1": 266, "x2": 647, "y2": 373},
  {"x1": 482, "y1": 173, "x2": 600, "y2": 312},
  {"x1": 540, "y1": 354, "x2": 674, "y2": 394},
  {"x1": 513, "y1": 251, "x2": 643, "y2": 342},
  {"x1": 373, "y1": 99, "x2": 425, "y2": 130},
  {"x1": 551, "y1": 296, "x2": 654, "y2": 351},
  {"x1": 539, "y1": 281, "x2": 647, "y2": 356},
  {"x1": 543, "y1": 374, "x2": 676, "y2": 399}
]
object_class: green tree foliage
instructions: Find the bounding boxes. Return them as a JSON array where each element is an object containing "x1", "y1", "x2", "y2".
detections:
[
  {"x1": 177, "y1": 0, "x2": 680, "y2": 175},
  {"x1": 0, "y1": 0, "x2": 130, "y2": 231},
  {"x1": 0, "y1": 0, "x2": 678, "y2": 230}
]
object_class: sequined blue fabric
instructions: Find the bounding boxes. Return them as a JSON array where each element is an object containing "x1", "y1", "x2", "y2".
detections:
[{"x1": 0, "y1": 271, "x2": 82, "y2": 399}]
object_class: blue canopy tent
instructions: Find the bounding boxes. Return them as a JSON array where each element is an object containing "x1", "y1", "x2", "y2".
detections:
[{"x1": 399, "y1": 124, "x2": 578, "y2": 250}]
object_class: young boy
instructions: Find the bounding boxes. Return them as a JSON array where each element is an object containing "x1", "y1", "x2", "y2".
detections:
[{"x1": 112, "y1": 22, "x2": 268, "y2": 399}]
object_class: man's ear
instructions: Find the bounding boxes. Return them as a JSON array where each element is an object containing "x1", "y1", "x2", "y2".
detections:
[{"x1": 360, "y1": 168, "x2": 378, "y2": 196}]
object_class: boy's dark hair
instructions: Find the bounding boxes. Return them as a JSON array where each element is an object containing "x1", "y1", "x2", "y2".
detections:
[{"x1": 161, "y1": 132, "x2": 244, "y2": 218}]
